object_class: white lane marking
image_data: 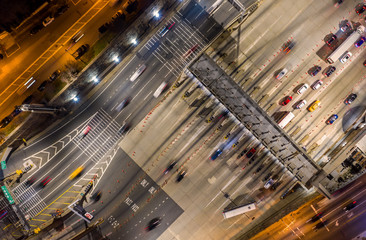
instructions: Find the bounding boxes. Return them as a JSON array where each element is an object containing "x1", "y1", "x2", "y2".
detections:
[
  {"x1": 144, "y1": 91, "x2": 152, "y2": 100},
  {"x1": 176, "y1": 125, "x2": 206, "y2": 155}
]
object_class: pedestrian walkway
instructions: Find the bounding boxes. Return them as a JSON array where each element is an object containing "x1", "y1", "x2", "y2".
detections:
[
  {"x1": 13, "y1": 183, "x2": 47, "y2": 219},
  {"x1": 72, "y1": 109, "x2": 123, "y2": 163}
]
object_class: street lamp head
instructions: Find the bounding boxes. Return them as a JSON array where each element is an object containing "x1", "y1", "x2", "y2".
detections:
[
  {"x1": 92, "y1": 76, "x2": 99, "y2": 83},
  {"x1": 73, "y1": 96, "x2": 79, "y2": 102},
  {"x1": 131, "y1": 38, "x2": 138, "y2": 45},
  {"x1": 112, "y1": 55, "x2": 120, "y2": 63},
  {"x1": 153, "y1": 10, "x2": 160, "y2": 18}
]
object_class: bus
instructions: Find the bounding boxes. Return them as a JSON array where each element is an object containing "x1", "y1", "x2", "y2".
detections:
[
  {"x1": 277, "y1": 112, "x2": 295, "y2": 128},
  {"x1": 327, "y1": 30, "x2": 361, "y2": 63},
  {"x1": 222, "y1": 202, "x2": 256, "y2": 219}
]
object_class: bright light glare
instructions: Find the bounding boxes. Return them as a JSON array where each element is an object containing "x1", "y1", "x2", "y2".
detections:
[
  {"x1": 112, "y1": 55, "x2": 120, "y2": 63},
  {"x1": 73, "y1": 97, "x2": 79, "y2": 102},
  {"x1": 131, "y1": 38, "x2": 138, "y2": 45},
  {"x1": 92, "y1": 76, "x2": 99, "y2": 83},
  {"x1": 153, "y1": 10, "x2": 160, "y2": 18}
]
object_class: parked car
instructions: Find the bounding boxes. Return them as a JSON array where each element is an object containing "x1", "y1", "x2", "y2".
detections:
[
  {"x1": 276, "y1": 68, "x2": 288, "y2": 80},
  {"x1": 246, "y1": 148, "x2": 256, "y2": 158},
  {"x1": 0, "y1": 117, "x2": 12, "y2": 128},
  {"x1": 49, "y1": 70, "x2": 61, "y2": 81},
  {"x1": 42, "y1": 16, "x2": 55, "y2": 27},
  {"x1": 355, "y1": 37, "x2": 366, "y2": 47},
  {"x1": 74, "y1": 44, "x2": 89, "y2": 59},
  {"x1": 281, "y1": 96, "x2": 293, "y2": 106},
  {"x1": 309, "y1": 66, "x2": 321, "y2": 76},
  {"x1": 99, "y1": 23, "x2": 111, "y2": 34},
  {"x1": 326, "y1": 114, "x2": 338, "y2": 125},
  {"x1": 22, "y1": 95, "x2": 33, "y2": 104},
  {"x1": 344, "y1": 93, "x2": 357, "y2": 105},
  {"x1": 295, "y1": 100, "x2": 307, "y2": 109},
  {"x1": 311, "y1": 80, "x2": 323, "y2": 90},
  {"x1": 326, "y1": 34, "x2": 337, "y2": 45},
  {"x1": 30, "y1": 24, "x2": 43, "y2": 35},
  {"x1": 297, "y1": 83, "x2": 309, "y2": 94},
  {"x1": 355, "y1": 4, "x2": 366, "y2": 15},
  {"x1": 37, "y1": 81, "x2": 48, "y2": 91},
  {"x1": 340, "y1": 51, "x2": 352, "y2": 63},
  {"x1": 55, "y1": 4, "x2": 69, "y2": 17},
  {"x1": 308, "y1": 100, "x2": 320, "y2": 112},
  {"x1": 323, "y1": 66, "x2": 336, "y2": 77}
]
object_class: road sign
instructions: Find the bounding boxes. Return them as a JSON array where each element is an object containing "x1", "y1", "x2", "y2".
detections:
[
  {"x1": 1, "y1": 186, "x2": 14, "y2": 204},
  {"x1": 1, "y1": 161, "x2": 6, "y2": 169}
]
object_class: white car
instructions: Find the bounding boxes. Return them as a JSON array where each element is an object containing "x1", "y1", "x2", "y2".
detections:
[
  {"x1": 296, "y1": 100, "x2": 307, "y2": 109},
  {"x1": 297, "y1": 83, "x2": 309, "y2": 94},
  {"x1": 340, "y1": 51, "x2": 352, "y2": 63},
  {"x1": 42, "y1": 16, "x2": 55, "y2": 27},
  {"x1": 153, "y1": 82, "x2": 167, "y2": 98},
  {"x1": 311, "y1": 80, "x2": 323, "y2": 90},
  {"x1": 276, "y1": 68, "x2": 288, "y2": 80},
  {"x1": 130, "y1": 64, "x2": 146, "y2": 82},
  {"x1": 264, "y1": 179, "x2": 275, "y2": 189}
]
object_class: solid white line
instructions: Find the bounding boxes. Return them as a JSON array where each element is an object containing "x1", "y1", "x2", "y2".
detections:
[{"x1": 144, "y1": 91, "x2": 152, "y2": 100}]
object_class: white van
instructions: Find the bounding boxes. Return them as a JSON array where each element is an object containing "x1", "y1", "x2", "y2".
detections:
[
  {"x1": 130, "y1": 64, "x2": 146, "y2": 82},
  {"x1": 153, "y1": 82, "x2": 167, "y2": 98}
]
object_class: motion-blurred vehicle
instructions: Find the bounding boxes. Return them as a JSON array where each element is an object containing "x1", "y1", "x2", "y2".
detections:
[
  {"x1": 340, "y1": 51, "x2": 352, "y2": 63},
  {"x1": 10, "y1": 107, "x2": 22, "y2": 118},
  {"x1": 295, "y1": 100, "x2": 307, "y2": 109},
  {"x1": 281, "y1": 96, "x2": 293, "y2": 106},
  {"x1": 42, "y1": 16, "x2": 54, "y2": 27},
  {"x1": 323, "y1": 66, "x2": 336, "y2": 77},
  {"x1": 130, "y1": 64, "x2": 146, "y2": 82},
  {"x1": 164, "y1": 161, "x2": 177, "y2": 175},
  {"x1": 40, "y1": 176, "x2": 51, "y2": 188},
  {"x1": 118, "y1": 122, "x2": 130, "y2": 134},
  {"x1": 69, "y1": 166, "x2": 84, "y2": 180},
  {"x1": 176, "y1": 170, "x2": 187, "y2": 182},
  {"x1": 343, "y1": 201, "x2": 357, "y2": 212},
  {"x1": 309, "y1": 66, "x2": 321, "y2": 76},
  {"x1": 237, "y1": 149, "x2": 248, "y2": 159},
  {"x1": 91, "y1": 190, "x2": 102, "y2": 202},
  {"x1": 183, "y1": 44, "x2": 199, "y2": 59},
  {"x1": 326, "y1": 114, "x2": 338, "y2": 125},
  {"x1": 344, "y1": 93, "x2": 357, "y2": 105},
  {"x1": 211, "y1": 149, "x2": 223, "y2": 160},
  {"x1": 306, "y1": 212, "x2": 323, "y2": 223},
  {"x1": 334, "y1": 0, "x2": 343, "y2": 8},
  {"x1": 312, "y1": 221, "x2": 326, "y2": 231},
  {"x1": 276, "y1": 68, "x2": 288, "y2": 80},
  {"x1": 297, "y1": 84, "x2": 309, "y2": 94},
  {"x1": 246, "y1": 148, "x2": 256, "y2": 158},
  {"x1": 153, "y1": 82, "x2": 168, "y2": 98},
  {"x1": 146, "y1": 217, "x2": 161, "y2": 231},
  {"x1": 25, "y1": 177, "x2": 36, "y2": 187},
  {"x1": 311, "y1": 80, "x2": 323, "y2": 90},
  {"x1": 49, "y1": 70, "x2": 61, "y2": 82},
  {"x1": 160, "y1": 22, "x2": 175, "y2": 37},
  {"x1": 282, "y1": 40, "x2": 294, "y2": 54},
  {"x1": 0, "y1": 210, "x2": 8, "y2": 220},
  {"x1": 355, "y1": 36, "x2": 366, "y2": 47},
  {"x1": 308, "y1": 100, "x2": 320, "y2": 112},
  {"x1": 115, "y1": 98, "x2": 130, "y2": 111},
  {"x1": 80, "y1": 126, "x2": 92, "y2": 138}
]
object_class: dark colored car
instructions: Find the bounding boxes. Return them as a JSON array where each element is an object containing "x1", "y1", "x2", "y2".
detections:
[
  {"x1": 326, "y1": 114, "x2": 338, "y2": 125},
  {"x1": 38, "y1": 81, "x2": 48, "y2": 91},
  {"x1": 118, "y1": 122, "x2": 130, "y2": 134},
  {"x1": 146, "y1": 217, "x2": 161, "y2": 231},
  {"x1": 344, "y1": 201, "x2": 357, "y2": 212},
  {"x1": 10, "y1": 107, "x2": 22, "y2": 118},
  {"x1": 91, "y1": 190, "x2": 102, "y2": 202},
  {"x1": 30, "y1": 24, "x2": 43, "y2": 35},
  {"x1": 237, "y1": 149, "x2": 248, "y2": 159},
  {"x1": 306, "y1": 212, "x2": 323, "y2": 223},
  {"x1": 25, "y1": 177, "x2": 36, "y2": 187},
  {"x1": 176, "y1": 170, "x2": 186, "y2": 182},
  {"x1": 310, "y1": 66, "x2": 321, "y2": 76},
  {"x1": 246, "y1": 148, "x2": 256, "y2": 158},
  {"x1": 282, "y1": 40, "x2": 294, "y2": 54},
  {"x1": 0, "y1": 117, "x2": 12, "y2": 128},
  {"x1": 312, "y1": 221, "x2": 326, "y2": 231},
  {"x1": 163, "y1": 161, "x2": 177, "y2": 175},
  {"x1": 255, "y1": 164, "x2": 264, "y2": 173},
  {"x1": 281, "y1": 96, "x2": 293, "y2": 106},
  {"x1": 344, "y1": 93, "x2": 357, "y2": 105},
  {"x1": 74, "y1": 44, "x2": 89, "y2": 59},
  {"x1": 355, "y1": 4, "x2": 366, "y2": 15},
  {"x1": 22, "y1": 95, "x2": 33, "y2": 105},
  {"x1": 99, "y1": 23, "x2": 110, "y2": 34},
  {"x1": 324, "y1": 66, "x2": 336, "y2": 77},
  {"x1": 55, "y1": 4, "x2": 69, "y2": 17},
  {"x1": 49, "y1": 70, "x2": 61, "y2": 81},
  {"x1": 40, "y1": 176, "x2": 51, "y2": 188},
  {"x1": 326, "y1": 34, "x2": 337, "y2": 45},
  {"x1": 211, "y1": 149, "x2": 222, "y2": 160},
  {"x1": 355, "y1": 37, "x2": 366, "y2": 47}
]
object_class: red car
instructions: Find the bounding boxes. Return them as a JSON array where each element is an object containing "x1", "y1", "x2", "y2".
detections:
[
  {"x1": 40, "y1": 176, "x2": 51, "y2": 188},
  {"x1": 281, "y1": 96, "x2": 293, "y2": 106},
  {"x1": 183, "y1": 44, "x2": 199, "y2": 59},
  {"x1": 246, "y1": 148, "x2": 256, "y2": 158}
]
